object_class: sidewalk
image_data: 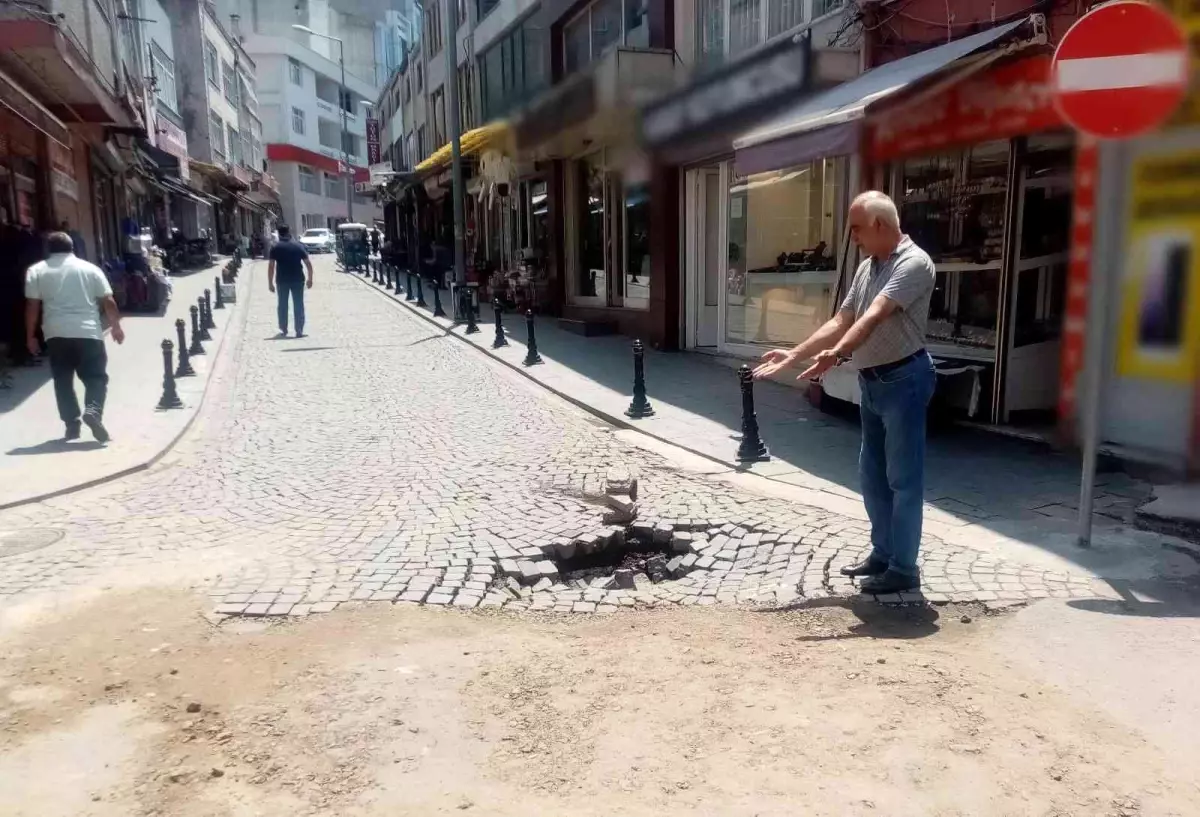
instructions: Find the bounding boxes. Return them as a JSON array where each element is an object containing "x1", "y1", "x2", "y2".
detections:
[
  {"x1": 349, "y1": 270, "x2": 1193, "y2": 584},
  {"x1": 0, "y1": 259, "x2": 242, "y2": 509}
]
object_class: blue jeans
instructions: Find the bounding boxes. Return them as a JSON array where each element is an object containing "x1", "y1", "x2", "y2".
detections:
[
  {"x1": 277, "y1": 275, "x2": 305, "y2": 334},
  {"x1": 858, "y1": 351, "x2": 936, "y2": 577}
]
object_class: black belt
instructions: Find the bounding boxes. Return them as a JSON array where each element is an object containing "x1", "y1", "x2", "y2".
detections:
[{"x1": 858, "y1": 349, "x2": 926, "y2": 381}]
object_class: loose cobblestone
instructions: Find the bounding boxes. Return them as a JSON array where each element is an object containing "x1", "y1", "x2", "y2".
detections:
[{"x1": 0, "y1": 260, "x2": 1115, "y2": 616}]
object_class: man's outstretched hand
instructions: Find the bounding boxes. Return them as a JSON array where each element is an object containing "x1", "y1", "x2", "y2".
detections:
[
  {"x1": 752, "y1": 348, "x2": 796, "y2": 379},
  {"x1": 797, "y1": 349, "x2": 838, "y2": 381}
]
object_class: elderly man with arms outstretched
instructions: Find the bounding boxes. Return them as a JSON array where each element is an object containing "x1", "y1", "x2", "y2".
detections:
[{"x1": 755, "y1": 191, "x2": 936, "y2": 594}]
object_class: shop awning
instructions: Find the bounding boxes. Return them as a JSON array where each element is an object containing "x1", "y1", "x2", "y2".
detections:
[
  {"x1": 415, "y1": 121, "x2": 509, "y2": 173},
  {"x1": 158, "y1": 176, "x2": 219, "y2": 206},
  {"x1": 233, "y1": 191, "x2": 269, "y2": 215},
  {"x1": 0, "y1": 66, "x2": 70, "y2": 148},
  {"x1": 733, "y1": 17, "x2": 1036, "y2": 176}
]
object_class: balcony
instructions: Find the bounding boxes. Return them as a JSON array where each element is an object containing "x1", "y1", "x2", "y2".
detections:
[
  {"x1": 0, "y1": 0, "x2": 132, "y2": 124},
  {"x1": 514, "y1": 47, "x2": 679, "y2": 160}
]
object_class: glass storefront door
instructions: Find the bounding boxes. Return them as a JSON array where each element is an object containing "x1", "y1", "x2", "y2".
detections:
[{"x1": 685, "y1": 164, "x2": 723, "y2": 347}]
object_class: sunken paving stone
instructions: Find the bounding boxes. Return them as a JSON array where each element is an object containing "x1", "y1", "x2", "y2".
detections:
[{"x1": 0, "y1": 259, "x2": 1103, "y2": 617}]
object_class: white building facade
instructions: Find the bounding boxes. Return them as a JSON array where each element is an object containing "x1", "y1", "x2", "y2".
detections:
[{"x1": 217, "y1": 0, "x2": 389, "y2": 229}]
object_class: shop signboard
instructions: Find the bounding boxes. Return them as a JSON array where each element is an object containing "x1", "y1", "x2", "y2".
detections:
[
  {"x1": 155, "y1": 114, "x2": 190, "y2": 181},
  {"x1": 366, "y1": 118, "x2": 381, "y2": 165},
  {"x1": 1051, "y1": 1, "x2": 1189, "y2": 139},
  {"x1": 1114, "y1": 146, "x2": 1200, "y2": 384},
  {"x1": 868, "y1": 55, "x2": 1063, "y2": 162},
  {"x1": 48, "y1": 140, "x2": 77, "y2": 201},
  {"x1": 641, "y1": 32, "x2": 812, "y2": 150}
]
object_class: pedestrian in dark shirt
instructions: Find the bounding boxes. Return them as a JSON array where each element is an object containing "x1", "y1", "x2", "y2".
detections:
[{"x1": 268, "y1": 224, "x2": 314, "y2": 338}]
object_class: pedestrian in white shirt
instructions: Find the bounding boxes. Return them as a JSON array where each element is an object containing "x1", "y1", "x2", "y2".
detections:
[{"x1": 24, "y1": 232, "x2": 125, "y2": 442}]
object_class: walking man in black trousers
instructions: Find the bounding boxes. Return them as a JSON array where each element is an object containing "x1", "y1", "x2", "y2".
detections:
[{"x1": 25, "y1": 231, "x2": 125, "y2": 442}]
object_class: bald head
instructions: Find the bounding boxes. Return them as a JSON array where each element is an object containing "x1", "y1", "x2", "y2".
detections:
[{"x1": 848, "y1": 190, "x2": 902, "y2": 259}]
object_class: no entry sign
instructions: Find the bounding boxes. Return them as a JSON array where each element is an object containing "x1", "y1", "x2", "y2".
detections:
[{"x1": 1052, "y1": 1, "x2": 1189, "y2": 139}]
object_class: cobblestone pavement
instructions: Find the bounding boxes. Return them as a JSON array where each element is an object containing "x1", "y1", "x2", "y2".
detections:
[{"x1": 0, "y1": 259, "x2": 1108, "y2": 616}]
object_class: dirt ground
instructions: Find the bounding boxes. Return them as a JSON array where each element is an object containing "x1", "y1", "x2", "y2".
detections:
[{"x1": 0, "y1": 592, "x2": 1192, "y2": 817}]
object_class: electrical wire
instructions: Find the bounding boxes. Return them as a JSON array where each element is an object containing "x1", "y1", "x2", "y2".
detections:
[{"x1": 893, "y1": 0, "x2": 1059, "y2": 31}]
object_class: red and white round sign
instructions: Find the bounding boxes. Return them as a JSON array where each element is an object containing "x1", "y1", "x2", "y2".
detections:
[{"x1": 1052, "y1": 1, "x2": 1189, "y2": 139}]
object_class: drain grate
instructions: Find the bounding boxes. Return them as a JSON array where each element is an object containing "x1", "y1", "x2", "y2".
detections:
[{"x1": 0, "y1": 528, "x2": 64, "y2": 558}]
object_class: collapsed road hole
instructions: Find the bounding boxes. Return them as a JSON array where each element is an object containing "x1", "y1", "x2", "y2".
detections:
[{"x1": 554, "y1": 535, "x2": 674, "y2": 588}]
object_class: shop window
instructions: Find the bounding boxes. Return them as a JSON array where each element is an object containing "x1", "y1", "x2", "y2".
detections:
[
  {"x1": 726, "y1": 157, "x2": 845, "y2": 346},
  {"x1": 899, "y1": 140, "x2": 1009, "y2": 352},
  {"x1": 623, "y1": 180, "x2": 651, "y2": 309},
  {"x1": 575, "y1": 155, "x2": 607, "y2": 299}
]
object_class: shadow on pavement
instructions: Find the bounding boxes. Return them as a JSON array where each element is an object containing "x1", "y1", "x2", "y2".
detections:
[
  {"x1": 7, "y1": 438, "x2": 107, "y2": 456},
  {"x1": 1068, "y1": 578, "x2": 1200, "y2": 619},
  {"x1": 756, "y1": 595, "x2": 941, "y2": 641},
  {"x1": 279, "y1": 346, "x2": 339, "y2": 353},
  {"x1": 0, "y1": 360, "x2": 50, "y2": 415}
]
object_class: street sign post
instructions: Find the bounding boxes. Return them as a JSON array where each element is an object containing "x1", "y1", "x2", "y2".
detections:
[{"x1": 1051, "y1": 1, "x2": 1189, "y2": 140}]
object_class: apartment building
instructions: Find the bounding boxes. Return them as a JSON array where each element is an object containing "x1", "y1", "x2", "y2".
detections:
[{"x1": 216, "y1": 0, "x2": 389, "y2": 230}]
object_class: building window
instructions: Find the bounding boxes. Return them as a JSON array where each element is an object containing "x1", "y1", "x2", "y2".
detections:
[
  {"x1": 204, "y1": 41, "x2": 219, "y2": 88},
  {"x1": 457, "y1": 0, "x2": 466, "y2": 25},
  {"x1": 623, "y1": 179, "x2": 650, "y2": 309},
  {"x1": 324, "y1": 172, "x2": 345, "y2": 200},
  {"x1": 813, "y1": 0, "x2": 844, "y2": 16},
  {"x1": 289, "y1": 58, "x2": 302, "y2": 85},
  {"x1": 209, "y1": 112, "x2": 225, "y2": 159},
  {"x1": 480, "y1": 12, "x2": 548, "y2": 121},
  {"x1": 222, "y1": 61, "x2": 237, "y2": 103},
  {"x1": 416, "y1": 62, "x2": 423, "y2": 93},
  {"x1": 151, "y1": 42, "x2": 177, "y2": 113},
  {"x1": 768, "y1": 0, "x2": 805, "y2": 36},
  {"x1": 298, "y1": 165, "x2": 320, "y2": 194},
  {"x1": 425, "y1": 0, "x2": 443, "y2": 56},
  {"x1": 431, "y1": 87, "x2": 445, "y2": 147},
  {"x1": 341, "y1": 131, "x2": 357, "y2": 160},
  {"x1": 725, "y1": 156, "x2": 846, "y2": 346},
  {"x1": 417, "y1": 124, "x2": 427, "y2": 160},
  {"x1": 227, "y1": 125, "x2": 240, "y2": 164},
  {"x1": 457, "y1": 64, "x2": 476, "y2": 131},
  {"x1": 561, "y1": 0, "x2": 645, "y2": 75},
  {"x1": 478, "y1": 0, "x2": 500, "y2": 21},
  {"x1": 291, "y1": 106, "x2": 305, "y2": 134}
]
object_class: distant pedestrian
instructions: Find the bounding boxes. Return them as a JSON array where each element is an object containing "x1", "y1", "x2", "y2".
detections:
[
  {"x1": 754, "y1": 191, "x2": 936, "y2": 594},
  {"x1": 268, "y1": 224, "x2": 314, "y2": 338},
  {"x1": 24, "y1": 231, "x2": 125, "y2": 442}
]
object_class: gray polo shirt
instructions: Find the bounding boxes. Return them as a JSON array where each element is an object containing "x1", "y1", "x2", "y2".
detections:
[{"x1": 839, "y1": 236, "x2": 935, "y2": 369}]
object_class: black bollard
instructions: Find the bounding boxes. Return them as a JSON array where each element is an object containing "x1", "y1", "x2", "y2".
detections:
[
  {"x1": 625, "y1": 339, "x2": 655, "y2": 418},
  {"x1": 189, "y1": 305, "x2": 206, "y2": 355},
  {"x1": 735, "y1": 365, "x2": 770, "y2": 462},
  {"x1": 373, "y1": 259, "x2": 380, "y2": 284},
  {"x1": 174, "y1": 318, "x2": 195, "y2": 377},
  {"x1": 385, "y1": 264, "x2": 394, "y2": 290},
  {"x1": 523, "y1": 309, "x2": 542, "y2": 366},
  {"x1": 203, "y1": 289, "x2": 216, "y2": 330},
  {"x1": 415, "y1": 274, "x2": 426, "y2": 306},
  {"x1": 492, "y1": 298, "x2": 508, "y2": 348},
  {"x1": 405, "y1": 270, "x2": 415, "y2": 301},
  {"x1": 432, "y1": 278, "x2": 446, "y2": 317},
  {"x1": 214, "y1": 276, "x2": 225, "y2": 309},
  {"x1": 464, "y1": 290, "x2": 479, "y2": 334},
  {"x1": 157, "y1": 339, "x2": 184, "y2": 410},
  {"x1": 196, "y1": 297, "x2": 212, "y2": 341}
]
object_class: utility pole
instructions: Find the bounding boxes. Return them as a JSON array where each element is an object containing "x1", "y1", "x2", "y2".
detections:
[
  {"x1": 339, "y1": 39, "x2": 354, "y2": 223},
  {"x1": 443, "y1": 0, "x2": 465, "y2": 292}
]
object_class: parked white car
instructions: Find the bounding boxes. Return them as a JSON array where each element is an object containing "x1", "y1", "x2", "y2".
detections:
[{"x1": 300, "y1": 228, "x2": 334, "y2": 253}]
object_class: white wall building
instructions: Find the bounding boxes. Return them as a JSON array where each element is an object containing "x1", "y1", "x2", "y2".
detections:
[{"x1": 216, "y1": 0, "x2": 390, "y2": 229}]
